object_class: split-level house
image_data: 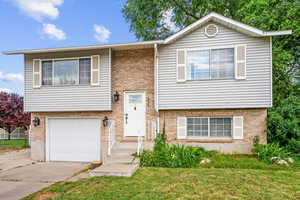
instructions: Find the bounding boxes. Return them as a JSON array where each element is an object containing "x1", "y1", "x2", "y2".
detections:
[{"x1": 4, "y1": 13, "x2": 291, "y2": 163}]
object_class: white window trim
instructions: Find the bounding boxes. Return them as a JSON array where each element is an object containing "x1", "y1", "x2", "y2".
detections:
[
  {"x1": 185, "y1": 45, "x2": 236, "y2": 81},
  {"x1": 186, "y1": 116, "x2": 233, "y2": 138},
  {"x1": 40, "y1": 56, "x2": 92, "y2": 87}
]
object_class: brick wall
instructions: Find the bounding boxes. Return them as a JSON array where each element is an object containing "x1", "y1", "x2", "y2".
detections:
[
  {"x1": 111, "y1": 48, "x2": 158, "y2": 141},
  {"x1": 158, "y1": 109, "x2": 267, "y2": 153}
]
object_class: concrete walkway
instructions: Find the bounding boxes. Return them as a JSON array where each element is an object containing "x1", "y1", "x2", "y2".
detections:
[
  {"x1": 0, "y1": 150, "x2": 90, "y2": 200},
  {"x1": 0, "y1": 149, "x2": 33, "y2": 171}
]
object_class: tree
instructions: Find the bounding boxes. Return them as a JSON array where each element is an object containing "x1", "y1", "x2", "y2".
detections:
[
  {"x1": 122, "y1": 0, "x2": 246, "y2": 41},
  {"x1": 0, "y1": 92, "x2": 30, "y2": 140}
]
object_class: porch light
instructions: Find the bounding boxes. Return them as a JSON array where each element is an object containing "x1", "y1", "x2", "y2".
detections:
[
  {"x1": 32, "y1": 117, "x2": 40, "y2": 127},
  {"x1": 103, "y1": 116, "x2": 109, "y2": 127},
  {"x1": 113, "y1": 91, "x2": 120, "y2": 102}
]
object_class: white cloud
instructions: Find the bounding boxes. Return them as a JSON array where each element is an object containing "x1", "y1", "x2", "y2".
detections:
[
  {"x1": 0, "y1": 88, "x2": 12, "y2": 93},
  {"x1": 42, "y1": 23, "x2": 66, "y2": 40},
  {"x1": 11, "y1": 0, "x2": 64, "y2": 22},
  {"x1": 94, "y1": 24, "x2": 111, "y2": 43},
  {"x1": 0, "y1": 72, "x2": 23, "y2": 82},
  {"x1": 161, "y1": 9, "x2": 179, "y2": 32}
]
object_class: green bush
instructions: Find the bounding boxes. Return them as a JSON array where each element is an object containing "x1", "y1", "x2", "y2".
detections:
[
  {"x1": 139, "y1": 133, "x2": 214, "y2": 168},
  {"x1": 252, "y1": 137, "x2": 290, "y2": 164},
  {"x1": 286, "y1": 139, "x2": 300, "y2": 154},
  {"x1": 267, "y1": 95, "x2": 300, "y2": 154}
]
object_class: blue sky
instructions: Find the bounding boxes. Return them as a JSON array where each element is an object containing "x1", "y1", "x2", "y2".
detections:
[{"x1": 0, "y1": 0, "x2": 137, "y2": 95}]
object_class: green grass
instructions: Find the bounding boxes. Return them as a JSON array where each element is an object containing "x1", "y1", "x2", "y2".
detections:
[
  {"x1": 199, "y1": 154, "x2": 299, "y2": 170},
  {"x1": 0, "y1": 139, "x2": 28, "y2": 152},
  {"x1": 23, "y1": 155, "x2": 300, "y2": 200}
]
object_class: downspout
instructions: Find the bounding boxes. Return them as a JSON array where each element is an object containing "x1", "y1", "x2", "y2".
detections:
[
  {"x1": 154, "y1": 43, "x2": 159, "y2": 112},
  {"x1": 154, "y1": 43, "x2": 160, "y2": 132}
]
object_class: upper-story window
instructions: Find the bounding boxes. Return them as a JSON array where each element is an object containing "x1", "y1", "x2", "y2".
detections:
[
  {"x1": 41, "y1": 58, "x2": 91, "y2": 86},
  {"x1": 186, "y1": 48, "x2": 234, "y2": 80}
]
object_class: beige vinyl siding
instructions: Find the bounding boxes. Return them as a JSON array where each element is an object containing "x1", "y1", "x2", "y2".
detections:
[
  {"x1": 157, "y1": 22, "x2": 272, "y2": 109},
  {"x1": 24, "y1": 49, "x2": 111, "y2": 112}
]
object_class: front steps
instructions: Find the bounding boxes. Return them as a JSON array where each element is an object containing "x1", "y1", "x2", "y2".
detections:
[
  {"x1": 90, "y1": 163, "x2": 139, "y2": 177},
  {"x1": 90, "y1": 142, "x2": 139, "y2": 177}
]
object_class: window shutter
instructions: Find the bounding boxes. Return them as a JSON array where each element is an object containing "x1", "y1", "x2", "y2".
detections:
[
  {"x1": 177, "y1": 117, "x2": 187, "y2": 139},
  {"x1": 235, "y1": 45, "x2": 246, "y2": 79},
  {"x1": 33, "y1": 59, "x2": 41, "y2": 88},
  {"x1": 177, "y1": 49, "x2": 186, "y2": 82},
  {"x1": 91, "y1": 55, "x2": 100, "y2": 86},
  {"x1": 233, "y1": 116, "x2": 243, "y2": 139}
]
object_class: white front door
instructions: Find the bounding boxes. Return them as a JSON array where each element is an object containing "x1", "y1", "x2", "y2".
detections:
[{"x1": 124, "y1": 91, "x2": 146, "y2": 136}]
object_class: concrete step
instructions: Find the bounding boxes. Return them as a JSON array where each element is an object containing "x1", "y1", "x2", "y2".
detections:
[
  {"x1": 115, "y1": 142, "x2": 138, "y2": 149},
  {"x1": 90, "y1": 163, "x2": 139, "y2": 177},
  {"x1": 111, "y1": 149, "x2": 135, "y2": 157},
  {"x1": 106, "y1": 156, "x2": 137, "y2": 164}
]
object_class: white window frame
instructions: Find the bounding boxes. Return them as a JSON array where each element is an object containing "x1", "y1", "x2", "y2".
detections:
[
  {"x1": 40, "y1": 56, "x2": 92, "y2": 87},
  {"x1": 186, "y1": 45, "x2": 236, "y2": 81},
  {"x1": 186, "y1": 116, "x2": 233, "y2": 139}
]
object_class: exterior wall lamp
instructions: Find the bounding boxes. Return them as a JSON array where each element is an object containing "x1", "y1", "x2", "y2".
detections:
[
  {"x1": 113, "y1": 91, "x2": 120, "y2": 102},
  {"x1": 32, "y1": 117, "x2": 40, "y2": 127},
  {"x1": 103, "y1": 116, "x2": 109, "y2": 127}
]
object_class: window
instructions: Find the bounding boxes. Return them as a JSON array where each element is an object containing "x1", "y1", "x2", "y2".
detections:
[
  {"x1": 187, "y1": 117, "x2": 232, "y2": 138},
  {"x1": 41, "y1": 58, "x2": 91, "y2": 86},
  {"x1": 129, "y1": 95, "x2": 142, "y2": 103},
  {"x1": 53, "y1": 59, "x2": 78, "y2": 85},
  {"x1": 79, "y1": 58, "x2": 91, "y2": 84},
  {"x1": 41, "y1": 61, "x2": 52, "y2": 85},
  {"x1": 187, "y1": 48, "x2": 234, "y2": 80}
]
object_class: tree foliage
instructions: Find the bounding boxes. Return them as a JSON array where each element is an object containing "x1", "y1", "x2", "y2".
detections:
[
  {"x1": 123, "y1": 0, "x2": 246, "y2": 40},
  {"x1": 123, "y1": 0, "x2": 300, "y2": 153},
  {"x1": 0, "y1": 92, "x2": 30, "y2": 139}
]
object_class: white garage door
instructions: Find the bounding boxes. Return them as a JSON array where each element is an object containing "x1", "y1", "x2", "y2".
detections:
[{"x1": 47, "y1": 118, "x2": 101, "y2": 162}]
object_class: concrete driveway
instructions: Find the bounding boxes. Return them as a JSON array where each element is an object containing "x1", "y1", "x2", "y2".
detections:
[{"x1": 0, "y1": 150, "x2": 90, "y2": 200}]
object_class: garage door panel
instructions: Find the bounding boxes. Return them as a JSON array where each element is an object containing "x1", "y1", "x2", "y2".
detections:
[{"x1": 48, "y1": 118, "x2": 101, "y2": 162}]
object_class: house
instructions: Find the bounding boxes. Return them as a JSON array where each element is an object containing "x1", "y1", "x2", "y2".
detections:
[{"x1": 3, "y1": 13, "x2": 291, "y2": 163}]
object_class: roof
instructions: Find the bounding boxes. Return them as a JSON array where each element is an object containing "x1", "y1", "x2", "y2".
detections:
[
  {"x1": 164, "y1": 12, "x2": 292, "y2": 44},
  {"x1": 3, "y1": 40, "x2": 164, "y2": 55},
  {"x1": 3, "y1": 12, "x2": 291, "y2": 55}
]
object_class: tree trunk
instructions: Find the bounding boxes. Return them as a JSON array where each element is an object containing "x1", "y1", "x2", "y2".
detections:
[{"x1": 8, "y1": 127, "x2": 11, "y2": 140}]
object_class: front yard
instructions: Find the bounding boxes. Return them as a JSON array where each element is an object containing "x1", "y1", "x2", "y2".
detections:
[
  {"x1": 0, "y1": 139, "x2": 28, "y2": 153},
  {"x1": 23, "y1": 154, "x2": 300, "y2": 200}
]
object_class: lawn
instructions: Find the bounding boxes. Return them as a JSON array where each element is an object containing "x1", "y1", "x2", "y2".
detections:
[
  {"x1": 0, "y1": 139, "x2": 28, "y2": 153},
  {"x1": 23, "y1": 154, "x2": 300, "y2": 200}
]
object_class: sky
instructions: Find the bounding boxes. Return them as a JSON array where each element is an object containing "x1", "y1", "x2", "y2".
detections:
[{"x1": 0, "y1": 0, "x2": 137, "y2": 95}]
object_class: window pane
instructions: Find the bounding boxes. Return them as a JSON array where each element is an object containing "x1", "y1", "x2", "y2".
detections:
[
  {"x1": 53, "y1": 60, "x2": 78, "y2": 85},
  {"x1": 42, "y1": 61, "x2": 52, "y2": 85},
  {"x1": 211, "y1": 48, "x2": 234, "y2": 79},
  {"x1": 79, "y1": 58, "x2": 91, "y2": 84},
  {"x1": 187, "y1": 50, "x2": 209, "y2": 80},
  {"x1": 210, "y1": 117, "x2": 232, "y2": 137},
  {"x1": 187, "y1": 117, "x2": 209, "y2": 137}
]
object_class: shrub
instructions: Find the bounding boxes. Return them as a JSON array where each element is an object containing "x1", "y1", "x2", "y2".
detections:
[
  {"x1": 252, "y1": 136, "x2": 291, "y2": 164},
  {"x1": 285, "y1": 139, "x2": 300, "y2": 154},
  {"x1": 139, "y1": 132, "x2": 214, "y2": 168},
  {"x1": 153, "y1": 132, "x2": 166, "y2": 152},
  {"x1": 267, "y1": 95, "x2": 300, "y2": 154}
]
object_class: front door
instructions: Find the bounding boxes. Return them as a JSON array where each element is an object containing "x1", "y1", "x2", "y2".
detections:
[{"x1": 124, "y1": 91, "x2": 146, "y2": 136}]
